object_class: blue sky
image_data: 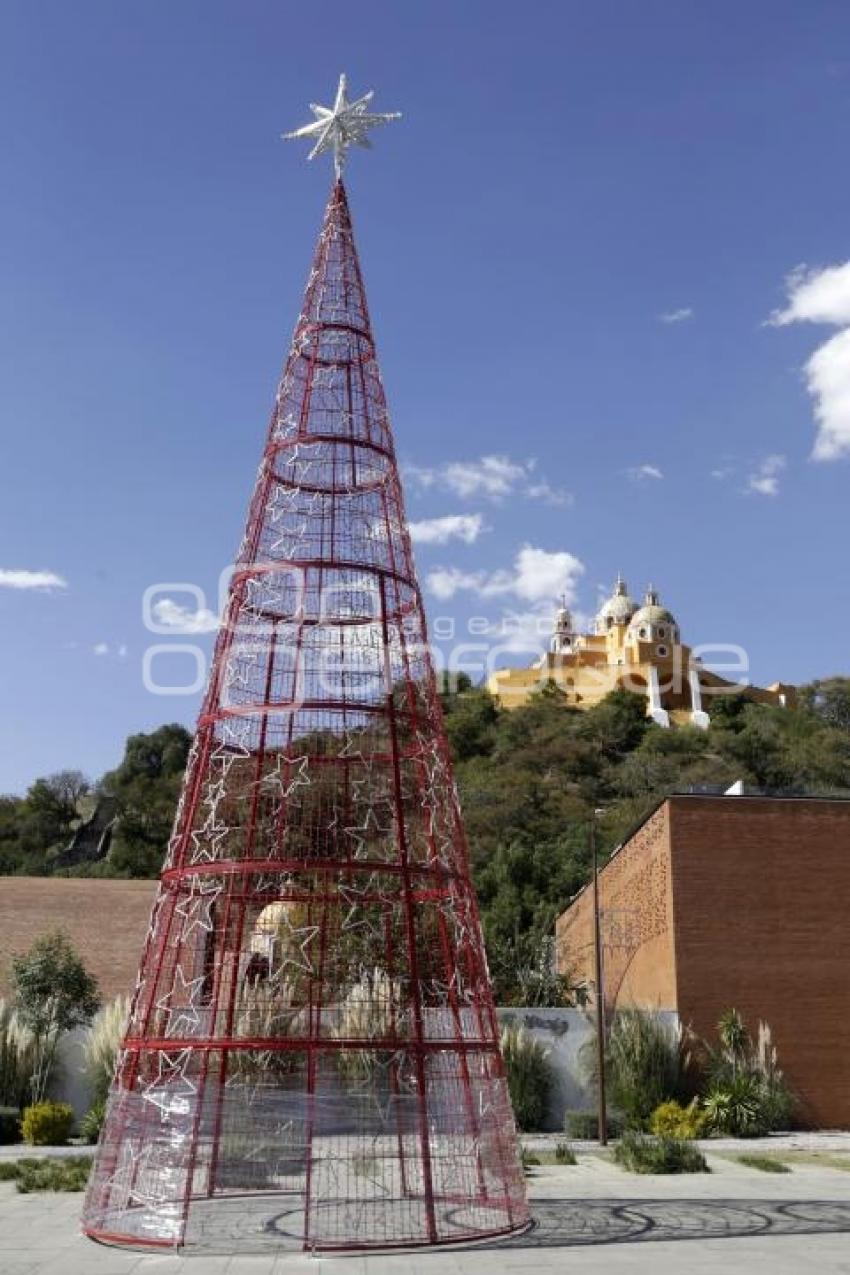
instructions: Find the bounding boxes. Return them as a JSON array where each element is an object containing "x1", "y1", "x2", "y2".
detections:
[{"x1": 1, "y1": 0, "x2": 849, "y2": 794}]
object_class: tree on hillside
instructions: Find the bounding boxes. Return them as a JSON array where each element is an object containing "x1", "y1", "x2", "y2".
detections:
[
  {"x1": 799, "y1": 677, "x2": 850, "y2": 733},
  {"x1": 101, "y1": 724, "x2": 192, "y2": 877},
  {"x1": 16, "y1": 771, "x2": 90, "y2": 872},
  {"x1": 0, "y1": 795, "x2": 26, "y2": 875},
  {"x1": 579, "y1": 687, "x2": 649, "y2": 757},
  {"x1": 442, "y1": 686, "x2": 499, "y2": 761}
]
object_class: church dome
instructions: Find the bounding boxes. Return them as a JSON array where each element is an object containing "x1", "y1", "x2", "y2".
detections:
[
  {"x1": 595, "y1": 575, "x2": 637, "y2": 633},
  {"x1": 627, "y1": 587, "x2": 680, "y2": 643}
]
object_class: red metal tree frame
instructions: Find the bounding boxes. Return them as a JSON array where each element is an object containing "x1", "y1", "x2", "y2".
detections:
[{"x1": 82, "y1": 180, "x2": 529, "y2": 1252}]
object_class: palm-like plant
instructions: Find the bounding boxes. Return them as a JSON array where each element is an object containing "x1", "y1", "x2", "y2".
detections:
[
  {"x1": 703, "y1": 1009, "x2": 793, "y2": 1135},
  {"x1": 716, "y1": 1008, "x2": 748, "y2": 1079}
]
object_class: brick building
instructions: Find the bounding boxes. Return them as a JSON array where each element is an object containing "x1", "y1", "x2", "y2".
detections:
[{"x1": 555, "y1": 794, "x2": 850, "y2": 1129}]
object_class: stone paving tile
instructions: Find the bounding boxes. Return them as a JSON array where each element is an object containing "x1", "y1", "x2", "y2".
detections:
[
  {"x1": 362, "y1": 1256, "x2": 463, "y2": 1275},
  {"x1": 25, "y1": 1250, "x2": 144, "y2": 1275},
  {"x1": 219, "y1": 1256, "x2": 280, "y2": 1275},
  {"x1": 2, "y1": 1157, "x2": 850, "y2": 1274},
  {"x1": 273, "y1": 1259, "x2": 368, "y2": 1275},
  {"x1": 131, "y1": 1256, "x2": 231, "y2": 1275}
]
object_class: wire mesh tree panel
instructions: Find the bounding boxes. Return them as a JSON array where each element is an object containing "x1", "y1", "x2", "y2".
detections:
[{"x1": 82, "y1": 180, "x2": 529, "y2": 1252}]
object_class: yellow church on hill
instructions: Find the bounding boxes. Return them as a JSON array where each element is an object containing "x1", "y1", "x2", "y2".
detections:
[{"x1": 487, "y1": 576, "x2": 794, "y2": 728}]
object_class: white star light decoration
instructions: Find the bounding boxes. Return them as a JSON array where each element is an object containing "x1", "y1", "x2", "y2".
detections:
[{"x1": 283, "y1": 73, "x2": 400, "y2": 178}]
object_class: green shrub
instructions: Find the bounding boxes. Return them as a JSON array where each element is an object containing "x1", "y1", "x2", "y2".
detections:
[
  {"x1": 0, "y1": 1154, "x2": 91, "y2": 1191},
  {"x1": 649, "y1": 1098, "x2": 708, "y2": 1139},
  {"x1": 613, "y1": 1131, "x2": 709, "y2": 1175},
  {"x1": 583, "y1": 1010, "x2": 688, "y2": 1130},
  {"x1": 20, "y1": 1101, "x2": 74, "y2": 1146},
  {"x1": 703, "y1": 1074, "x2": 770, "y2": 1137},
  {"x1": 564, "y1": 1108, "x2": 625, "y2": 1140},
  {"x1": 0, "y1": 1105, "x2": 21, "y2": 1144},
  {"x1": 520, "y1": 1147, "x2": 541, "y2": 1173},
  {"x1": 11, "y1": 931, "x2": 100, "y2": 1105},
  {"x1": 738, "y1": 1154, "x2": 791, "y2": 1173},
  {"x1": 500, "y1": 1025, "x2": 551, "y2": 1132},
  {"x1": 14, "y1": 1155, "x2": 91, "y2": 1193},
  {"x1": 607, "y1": 1011, "x2": 688, "y2": 1127},
  {"x1": 79, "y1": 1099, "x2": 106, "y2": 1145},
  {"x1": 554, "y1": 1140, "x2": 577, "y2": 1165}
]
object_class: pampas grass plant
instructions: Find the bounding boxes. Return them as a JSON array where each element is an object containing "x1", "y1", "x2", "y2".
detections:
[
  {"x1": 83, "y1": 995, "x2": 129, "y2": 1104},
  {"x1": 0, "y1": 998, "x2": 40, "y2": 1112}
]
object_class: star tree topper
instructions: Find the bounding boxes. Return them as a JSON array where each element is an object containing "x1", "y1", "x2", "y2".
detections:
[{"x1": 283, "y1": 73, "x2": 401, "y2": 178}]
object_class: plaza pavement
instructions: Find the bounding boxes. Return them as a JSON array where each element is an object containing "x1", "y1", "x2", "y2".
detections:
[{"x1": 1, "y1": 1136, "x2": 849, "y2": 1275}]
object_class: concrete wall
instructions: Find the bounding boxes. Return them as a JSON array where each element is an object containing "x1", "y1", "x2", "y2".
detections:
[
  {"x1": 51, "y1": 1026, "x2": 94, "y2": 1122},
  {"x1": 496, "y1": 1006, "x2": 680, "y2": 1132},
  {"x1": 496, "y1": 1007, "x2": 596, "y2": 1132}
]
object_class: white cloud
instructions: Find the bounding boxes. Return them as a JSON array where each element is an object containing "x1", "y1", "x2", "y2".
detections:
[
  {"x1": 408, "y1": 513, "x2": 487, "y2": 545},
  {"x1": 0, "y1": 568, "x2": 67, "y2": 591},
  {"x1": 152, "y1": 597, "x2": 220, "y2": 634},
  {"x1": 805, "y1": 328, "x2": 850, "y2": 462},
  {"x1": 511, "y1": 545, "x2": 584, "y2": 603},
  {"x1": 93, "y1": 641, "x2": 129, "y2": 659},
  {"x1": 404, "y1": 463, "x2": 438, "y2": 490},
  {"x1": 484, "y1": 603, "x2": 561, "y2": 655},
  {"x1": 405, "y1": 454, "x2": 571, "y2": 506},
  {"x1": 481, "y1": 603, "x2": 594, "y2": 657},
  {"x1": 426, "y1": 544, "x2": 584, "y2": 605},
  {"x1": 659, "y1": 307, "x2": 694, "y2": 324},
  {"x1": 443, "y1": 455, "x2": 527, "y2": 499},
  {"x1": 769, "y1": 262, "x2": 850, "y2": 327},
  {"x1": 768, "y1": 261, "x2": 850, "y2": 460},
  {"x1": 746, "y1": 454, "x2": 786, "y2": 497},
  {"x1": 627, "y1": 464, "x2": 664, "y2": 482},
  {"x1": 427, "y1": 567, "x2": 484, "y2": 601},
  {"x1": 524, "y1": 480, "x2": 573, "y2": 507}
]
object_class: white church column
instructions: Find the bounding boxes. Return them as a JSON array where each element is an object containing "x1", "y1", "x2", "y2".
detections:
[
  {"x1": 689, "y1": 668, "x2": 710, "y2": 730},
  {"x1": 647, "y1": 665, "x2": 670, "y2": 728}
]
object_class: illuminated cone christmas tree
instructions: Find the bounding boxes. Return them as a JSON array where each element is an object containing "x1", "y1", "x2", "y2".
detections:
[{"x1": 83, "y1": 77, "x2": 529, "y2": 1252}]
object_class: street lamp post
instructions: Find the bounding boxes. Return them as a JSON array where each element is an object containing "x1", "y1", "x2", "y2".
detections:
[{"x1": 590, "y1": 812, "x2": 608, "y2": 1146}]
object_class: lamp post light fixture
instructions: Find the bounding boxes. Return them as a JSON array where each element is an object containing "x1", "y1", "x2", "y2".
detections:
[{"x1": 590, "y1": 808, "x2": 608, "y2": 1146}]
